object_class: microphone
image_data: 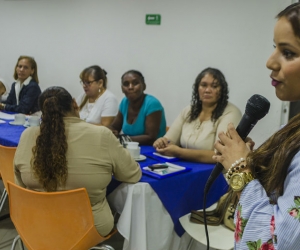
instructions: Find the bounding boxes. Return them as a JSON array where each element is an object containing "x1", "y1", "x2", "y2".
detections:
[{"x1": 204, "y1": 94, "x2": 270, "y2": 194}]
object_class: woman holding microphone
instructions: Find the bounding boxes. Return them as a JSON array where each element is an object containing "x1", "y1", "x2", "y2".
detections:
[{"x1": 214, "y1": 3, "x2": 300, "y2": 249}]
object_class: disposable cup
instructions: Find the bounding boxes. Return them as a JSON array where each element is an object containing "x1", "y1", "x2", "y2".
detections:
[
  {"x1": 14, "y1": 114, "x2": 26, "y2": 125},
  {"x1": 127, "y1": 146, "x2": 141, "y2": 159},
  {"x1": 126, "y1": 142, "x2": 139, "y2": 149},
  {"x1": 28, "y1": 116, "x2": 40, "y2": 126}
]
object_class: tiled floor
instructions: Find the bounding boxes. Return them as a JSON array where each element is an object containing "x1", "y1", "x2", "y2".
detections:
[{"x1": 0, "y1": 186, "x2": 124, "y2": 250}]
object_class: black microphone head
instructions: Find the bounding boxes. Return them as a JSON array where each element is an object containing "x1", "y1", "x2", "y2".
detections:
[{"x1": 245, "y1": 94, "x2": 270, "y2": 120}]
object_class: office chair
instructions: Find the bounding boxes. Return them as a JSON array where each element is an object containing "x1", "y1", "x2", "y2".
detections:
[{"x1": 0, "y1": 145, "x2": 16, "y2": 214}]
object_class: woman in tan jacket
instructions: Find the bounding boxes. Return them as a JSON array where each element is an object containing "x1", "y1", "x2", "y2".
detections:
[{"x1": 14, "y1": 86, "x2": 141, "y2": 236}]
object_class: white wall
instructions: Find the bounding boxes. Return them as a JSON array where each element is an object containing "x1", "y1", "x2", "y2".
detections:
[{"x1": 0, "y1": 0, "x2": 292, "y2": 146}]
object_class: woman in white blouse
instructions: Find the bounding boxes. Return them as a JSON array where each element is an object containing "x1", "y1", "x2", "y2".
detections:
[{"x1": 76, "y1": 65, "x2": 118, "y2": 126}]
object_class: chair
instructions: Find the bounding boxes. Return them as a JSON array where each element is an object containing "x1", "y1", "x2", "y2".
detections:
[
  {"x1": 179, "y1": 203, "x2": 234, "y2": 250},
  {"x1": 7, "y1": 181, "x2": 117, "y2": 250},
  {"x1": 0, "y1": 145, "x2": 17, "y2": 213},
  {"x1": 0, "y1": 172, "x2": 8, "y2": 213}
]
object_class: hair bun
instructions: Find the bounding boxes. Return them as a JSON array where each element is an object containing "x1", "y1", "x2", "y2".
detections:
[{"x1": 102, "y1": 69, "x2": 107, "y2": 76}]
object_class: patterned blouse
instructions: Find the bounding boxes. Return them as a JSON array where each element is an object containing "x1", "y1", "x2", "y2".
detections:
[{"x1": 235, "y1": 150, "x2": 300, "y2": 249}]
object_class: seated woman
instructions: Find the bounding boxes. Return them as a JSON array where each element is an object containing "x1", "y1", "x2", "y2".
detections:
[
  {"x1": 0, "y1": 56, "x2": 41, "y2": 114},
  {"x1": 14, "y1": 86, "x2": 141, "y2": 237},
  {"x1": 0, "y1": 79, "x2": 8, "y2": 102},
  {"x1": 76, "y1": 65, "x2": 118, "y2": 126},
  {"x1": 109, "y1": 70, "x2": 166, "y2": 145},
  {"x1": 153, "y1": 67, "x2": 242, "y2": 163}
]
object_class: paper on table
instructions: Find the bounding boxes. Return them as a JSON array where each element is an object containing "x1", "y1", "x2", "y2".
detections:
[
  {"x1": 153, "y1": 152, "x2": 176, "y2": 159},
  {"x1": 0, "y1": 111, "x2": 14, "y2": 120}
]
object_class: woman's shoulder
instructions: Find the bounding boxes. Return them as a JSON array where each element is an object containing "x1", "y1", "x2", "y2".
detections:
[
  {"x1": 27, "y1": 80, "x2": 41, "y2": 90},
  {"x1": 119, "y1": 96, "x2": 128, "y2": 107},
  {"x1": 66, "y1": 117, "x2": 113, "y2": 136},
  {"x1": 176, "y1": 105, "x2": 191, "y2": 115},
  {"x1": 145, "y1": 94, "x2": 159, "y2": 101},
  {"x1": 10, "y1": 81, "x2": 16, "y2": 87},
  {"x1": 82, "y1": 123, "x2": 117, "y2": 144},
  {"x1": 289, "y1": 150, "x2": 300, "y2": 172},
  {"x1": 223, "y1": 102, "x2": 242, "y2": 115},
  {"x1": 103, "y1": 89, "x2": 116, "y2": 97},
  {"x1": 28, "y1": 80, "x2": 39, "y2": 86},
  {"x1": 19, "y1": 126, "x2": 40, "y2": 143},
  {"x1": 144, "y1": 94, "x2": 163, "y2": 106},
  {"x1": 102, "y1": 89, "x2": 118, "y2": 101}
]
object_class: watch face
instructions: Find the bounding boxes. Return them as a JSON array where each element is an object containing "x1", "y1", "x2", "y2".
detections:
[{"x1": 230, "y1": 174, "x2": 245, "y2": 192}]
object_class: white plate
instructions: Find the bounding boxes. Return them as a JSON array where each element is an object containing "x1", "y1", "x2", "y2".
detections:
[
  {"x1": 0, "y1": 119, "x2": 6, "y2": 124},
  {"x1": 23, "y1": 122, "x2": 39, "y2": 128},
  {"x1": 9, "y1": 121, "x2": 25, "y2": 126},
  {"x1": 135, "y1": 154, "x2": 146, "y2": 161}
]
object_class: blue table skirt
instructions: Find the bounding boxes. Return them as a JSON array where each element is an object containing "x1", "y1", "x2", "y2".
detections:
[{"x1": 108, "y1": 146, "x2": 228, "y2": 236}]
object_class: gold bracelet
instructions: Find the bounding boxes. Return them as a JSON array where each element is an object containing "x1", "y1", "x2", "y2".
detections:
[{"x1": 225, "y1": 157, "x2": 246, "y2": 181}]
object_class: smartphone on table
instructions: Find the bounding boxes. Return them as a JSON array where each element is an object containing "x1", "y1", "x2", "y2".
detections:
[{"x1": 148, "y1": 164, "x2": 168, "y2": 171}]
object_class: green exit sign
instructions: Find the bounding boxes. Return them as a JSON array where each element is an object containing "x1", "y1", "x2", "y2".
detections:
[{"x1": 146, "y1": 14, "x2": 161, "y2": 25}]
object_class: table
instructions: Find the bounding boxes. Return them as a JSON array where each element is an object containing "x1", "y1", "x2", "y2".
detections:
[
  {"x1": 0, "y1": 117, "x2": 228, "y2": 250},
  {"x1": 0, "y1": 115, "x2": 25, "y2": 147},
  {"x1": 107, "y1": 146, "x2": 227, "y2": 250}
]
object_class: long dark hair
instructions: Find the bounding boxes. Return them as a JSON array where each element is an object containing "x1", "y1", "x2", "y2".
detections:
[
  {"x1": 31, "y1": 86, "x2": 72, "y2": 191},
  {"x1": 248, "y1": 2, "x2": 300, "y2": 197},
  {"x1": 188, "y1": 67, "x2": 228, "y2": 122}
]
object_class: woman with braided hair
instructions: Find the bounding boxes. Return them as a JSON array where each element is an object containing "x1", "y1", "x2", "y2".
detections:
[
  {"x1": 14, "y1": 86, "x2": 141, "y2": 236},
  {"x1": 153, "y1": 67, "x2": 242, "y2": 163}
]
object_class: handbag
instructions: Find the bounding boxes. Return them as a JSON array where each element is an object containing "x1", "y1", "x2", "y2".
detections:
[{"x1": 190, "y1": 189, "x2": 238, "y2": 231}]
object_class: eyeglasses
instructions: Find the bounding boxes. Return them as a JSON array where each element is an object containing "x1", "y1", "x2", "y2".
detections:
[
  {"x1": 79, "y1": 80, "x2": 97, "y2": 87},
  {"x1": 122, "y1": 80, "x2": 141, "y2": 87}
]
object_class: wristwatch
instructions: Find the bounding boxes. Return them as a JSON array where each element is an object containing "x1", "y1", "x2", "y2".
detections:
[{"x1": 229, "y1": 172, "x2": 254, "y2": 192}]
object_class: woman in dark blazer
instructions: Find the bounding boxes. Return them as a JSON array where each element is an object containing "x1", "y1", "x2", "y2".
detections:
[{"x1": 0, "y1": 56, "x2": 41, "y2": 114}]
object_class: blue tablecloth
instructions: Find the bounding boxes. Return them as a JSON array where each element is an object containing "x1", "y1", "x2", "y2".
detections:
[
  {"x1": 0, "y1": 119, "x2": 26, "y2": 147},
  {"x1": 108, "y1": 146, "x2": 228, "y2": 236},
  {"x1": 0, "y1": 121, "x2": 228, "y2": 237}
]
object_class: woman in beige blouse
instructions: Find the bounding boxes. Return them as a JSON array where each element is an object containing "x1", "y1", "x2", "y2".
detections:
[
  {"x1": 153, "y1": 67, "x2": 242, "y2": 163},
  {"x1": 14, "y1": 86, "x2": 141, "y2": 236}
]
